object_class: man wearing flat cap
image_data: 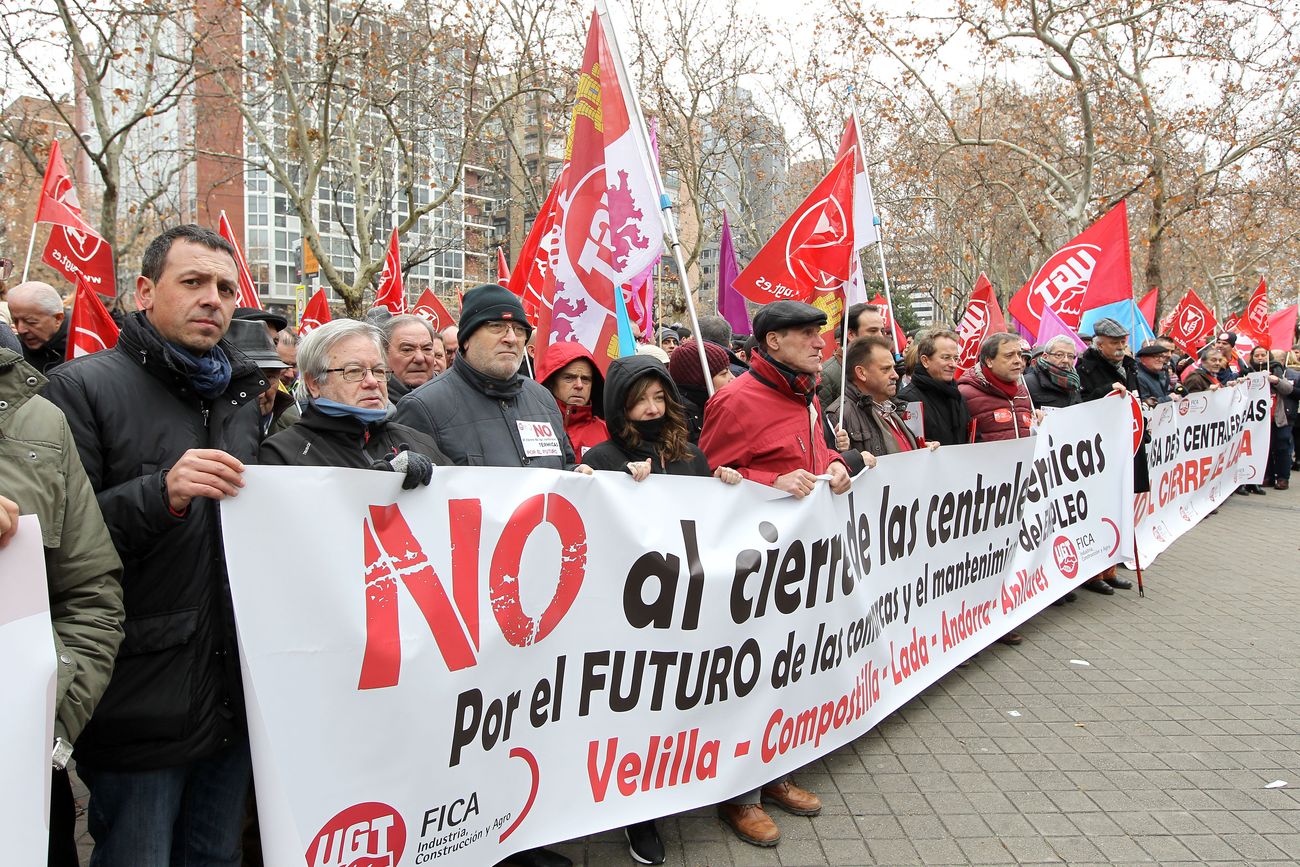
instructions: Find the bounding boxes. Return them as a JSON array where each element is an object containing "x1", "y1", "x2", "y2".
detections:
[
  {"x1": 698, "y1": 299, "x2": 849, "y2": 849},
  {"x1": 1076, "y1": 316, "x2": 1146, "y2": 594},
  {"x1": 1135, "y1": 341, "x2": 1175, "y2": 406}
]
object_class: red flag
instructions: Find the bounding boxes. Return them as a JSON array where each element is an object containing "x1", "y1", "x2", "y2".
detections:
[
  {"x1": 1138, "y1": 288, "x2": 1158, "y2": 328},
  {"x1": 733, "y1": 151, "x2": 857, "y2": 305},
  {"x1": 217, "y1": 211, "x2": 261, "y2": 309},
  {"x1": 1268, "y1": 305, "x2": 1298, "y2": 354},
  {"x1": 1008, "y1": 202, "x2": 1132, "y2": 336},
  {"x1": 509, "y1": 180, "x2": 563, "y2": 328},
  {"x1": 536, "y1": 12, "x2": 666, "y2": 370},
  {"x1": 1162, "y1": 289, "x2": 1218, "y2": 354},
  {"x1": 868, "y1": 293, "x2": 908, "y2": 352},
  {"x1": 35, "y1": 140, "x2": 96, "y2": 234},
  {"x1": 412, "y1": 289, "x2": 455, "y2": 332},
  {"x1": 496, "y1": 248, "x2": 510, "y2": 287},
  {"x1": 955, "y1": 273, "x2": 1007, "y2": 378},
  {"x1": 35, "y1": 140, "x2": 115, "y2": 296},
  {"x1": 65, "y1": 279, "x2": 119, "y2": 360},
  {"x1": 299, "y1": 288, "x2": 331, "y2": 336},
  {"x1": 1239, "y1": 277, "x2": 1269, "y2": 345},
  {"x1": 374, "y1": 228, "x2": 405, "y2": 314}
]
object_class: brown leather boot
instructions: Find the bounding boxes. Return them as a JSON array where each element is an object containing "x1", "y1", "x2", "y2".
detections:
[
  {"x1": 718, "y1": 803, "x2": 780, "y2": 847},
  {"x1": 761, "y1": 779, "x2": 822, "y2": 816}
]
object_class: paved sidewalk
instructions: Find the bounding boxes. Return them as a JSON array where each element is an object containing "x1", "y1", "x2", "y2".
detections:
[{"x1": 74, "y1": 488, "x2": 1300, "y2": 864}]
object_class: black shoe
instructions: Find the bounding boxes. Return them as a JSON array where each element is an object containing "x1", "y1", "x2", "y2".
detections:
[
  {"x1": 1104, "y1": 576, "x2": 1133, "y2": 590},
  {"x1": 1052, "y1": 590, "x2": 1079, "y2": 606},
  {"x1": 626, "y1": 821, "x2": 665, "y2": 865},
  {"x1": 502, "y1": 848, "x2": 573, "y2": 867},
  {"x1": 1250, "y1": 485, "x2": 1267, "y2": 495},
  {"x1": 1084, "y1": 579, "x2": 1115, "y2": 595},
  {"x1": 1235, "y1": 487, "x2": 1251, "y2": 496}
]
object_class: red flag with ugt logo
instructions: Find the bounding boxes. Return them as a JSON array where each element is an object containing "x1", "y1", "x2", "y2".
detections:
[
  {"x1": 955, "y1": 274, "x2": 1007, "y2": 378},
  {"x1": 298, "y1": 288, "x2": 332, "y2": 336},
  {"x1": 36, "y1": 140, "x2": 116, "y2": 296},
  {"x1": 733, "y1": 151, "x2": 857, "y2": 305},
  {"x1": 217, "y1": 210, "x2": 262, "y2": 309},
  {"x1": 1239, "y1": 277, "x2": 1269, "y2": 346},
  {"x1": 1007, "y1": 202, "x2": 1132, "y2": 337},
  {"x1": 1162, "y1": 288, "x2": 1217, "y2": 354},
  {"x1": 374, "y1": 228, "x2": 405, "y2": 314},
  {"x1": 509, "y1": 180, "x2": 563, "y2": 329},
  {"x1": 412, "y1": 289, "x2": 455, "y2": 332},
  {"x1": 65, "y1": 278, "x2": 119, "y2": 360},
  {"x1": 535, "y1": 11, "x2": 665, "y2": 371}
]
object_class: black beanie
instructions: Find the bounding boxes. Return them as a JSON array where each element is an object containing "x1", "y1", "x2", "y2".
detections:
[{"x1": 458, "y1": 283, "x2": 531, "y2": 345}]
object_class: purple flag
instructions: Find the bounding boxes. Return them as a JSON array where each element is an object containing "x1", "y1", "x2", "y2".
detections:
[
  {"x1": 716, "y1": 211, "x2": 750, "y2": 335},
  {"x1": 1035, "y1": 303, "x2": 1087, "y2": 353}
]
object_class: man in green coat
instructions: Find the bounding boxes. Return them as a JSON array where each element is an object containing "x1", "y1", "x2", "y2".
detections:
[{"x1": 0, "y1": 342, "x2": 125, "y2": 866}]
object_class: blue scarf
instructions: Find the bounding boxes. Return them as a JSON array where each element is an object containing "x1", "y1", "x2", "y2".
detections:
[
  {"x1": 313, "y1": 396, "x2": 392, "y2": 424},
  {"x1": 165, "y1": 342, "x2": 232, "y2": 399}
]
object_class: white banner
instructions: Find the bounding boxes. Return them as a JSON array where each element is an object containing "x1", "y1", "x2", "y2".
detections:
[
  {"x1": 222, "y1": 397, "x2": 1133, "y2": 866},
  {"x1": 0, "y1": 515, "x2": 56, "y2": 865},
  {"x1": 1132, "y1": 373, "x2": 1270, "y2": 568}
]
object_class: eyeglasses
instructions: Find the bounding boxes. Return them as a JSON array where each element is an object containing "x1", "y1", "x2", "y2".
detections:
[
  {"x1": 324, "y1": 365, "x2": 388, "y2": 382},
  {"x1": 482, "y1": 321, "x2": 528, "y2": 339},
  {"x1": 1045, "y1": 351, "x2": 1077, "y2": 361}
]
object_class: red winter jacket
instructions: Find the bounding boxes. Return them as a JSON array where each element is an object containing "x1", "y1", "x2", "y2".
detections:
[
  {"x1": 698, "y1": 351, "x2": 843, "y2": 486},
  {"x1": 957, "y1": 365, "x2": 1034, "y2": 442},
  {"x1": 536, "y1": 341, "x2": 608, "y2": 457}
]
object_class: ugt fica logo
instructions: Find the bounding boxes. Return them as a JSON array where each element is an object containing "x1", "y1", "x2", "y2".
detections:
[
  {"x1": 1052, "y1": 535, "x2": 1079, "y2": 580},
  {"x1": 306, "y1": 802, "x2": 406, "y2": 867}
]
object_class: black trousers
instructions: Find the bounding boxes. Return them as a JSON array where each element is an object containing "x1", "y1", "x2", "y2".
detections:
[{"x1": 50, "y1": 768, "x2": 79, "y2": 867}]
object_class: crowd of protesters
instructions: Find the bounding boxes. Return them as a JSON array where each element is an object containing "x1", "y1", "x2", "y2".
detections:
[{"x1": 2, "y1": 225, "x2": 1298, "y2": 867}]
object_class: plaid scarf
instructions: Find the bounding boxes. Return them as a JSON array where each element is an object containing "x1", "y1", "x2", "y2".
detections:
[{"x1": 1035, "y1": 355, "x2": 1081, "y2": 393}]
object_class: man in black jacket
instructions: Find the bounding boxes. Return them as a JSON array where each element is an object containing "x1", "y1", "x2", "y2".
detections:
[
  {"x1": 896, "y1": 329, "x2": 971, "y2": 445},
  {"x1": 43, "y1": 225, "x2": 264, "y2": 866},
  {"x1": 395, "y1": 283, "x2": 583, "y2": 867},
  {"x1": 7, "y1": 280, "x2": 70, "y2": 373}
]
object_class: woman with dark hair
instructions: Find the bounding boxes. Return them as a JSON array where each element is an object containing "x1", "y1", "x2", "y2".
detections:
[{"x1": 581, "y1": 354, "x2": 740, "y2": 865}]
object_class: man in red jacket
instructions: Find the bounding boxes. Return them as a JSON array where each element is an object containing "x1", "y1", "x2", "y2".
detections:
[
  {"x1": 698, "y1": 300, "x2": 849, "y2": 848},
  {"x1": 958, "y1": 332, "x2": 1037, "y2": 442},
  {"x1": 536, "y1": 341, "x2": 608, "y2": 458}
]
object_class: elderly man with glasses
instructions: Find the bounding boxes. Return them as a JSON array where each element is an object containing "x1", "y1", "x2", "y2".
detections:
[{"x1": 1024, "y1": 335, "x2": 1083, "y2": 409}]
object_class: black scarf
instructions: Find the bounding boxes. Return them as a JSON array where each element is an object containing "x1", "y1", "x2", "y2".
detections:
[{"x1": 454, "y1": 355, "x2": 524, "y2": 399}]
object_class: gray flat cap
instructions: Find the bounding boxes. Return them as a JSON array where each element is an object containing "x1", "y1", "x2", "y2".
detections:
[{"x1": 1091, "y1": 317, "x2": 1129, "y2": 338}]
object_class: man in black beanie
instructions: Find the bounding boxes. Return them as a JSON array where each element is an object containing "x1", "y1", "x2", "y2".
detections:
[{"x1": 394, "y1": 283, "x2": 584, "y2": 867}]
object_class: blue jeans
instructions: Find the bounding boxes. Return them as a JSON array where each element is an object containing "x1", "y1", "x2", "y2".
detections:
[{"x1": 78, "y1": 740, "x2": 252, "y2": 867}]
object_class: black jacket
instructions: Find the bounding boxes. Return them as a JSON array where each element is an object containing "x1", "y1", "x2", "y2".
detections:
[
  {"x1": 395, "y1": 356, "x2": 576, "y2": 470},
  {"x1": 582, "y1": 355, "x2": 712, "y2": 477},
  {"x1": 1135, "y1": 364, "x2": 1174, "y2": 404},
  {"x1": 676, "y1": 382, "x2": 709, "y2": 444},
  {"x1": 1023, "y1": 363, "x2": 1082, "y2": 409},
  {"x1": 260, "y1": 404, "x2": 450, "y2": 468},
  {"x1": 895, "y1": 370, "x2": 971, "y2": 447},
  {"x1": 1075, "y1": 347, "x2": 1149, "y2": 493},
  {"x1": 41, "y1": 312, "x2": 265, "y2": 770},
  {"x1": 23, "y1": 316, "x2": 69, "y2": 374}
]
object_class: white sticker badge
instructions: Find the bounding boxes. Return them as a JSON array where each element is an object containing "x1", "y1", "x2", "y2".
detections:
[{"x1": 516, "y1": 419, "x2": 562, "y2": 458}]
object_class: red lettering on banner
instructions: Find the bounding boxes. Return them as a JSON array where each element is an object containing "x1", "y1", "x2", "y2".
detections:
[{"x1": 358, "y1": 496, "x2": 586, "y2": 689}]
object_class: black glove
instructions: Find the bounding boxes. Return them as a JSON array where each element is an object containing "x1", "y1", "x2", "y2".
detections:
[{"x1": 373, "y1": 446, "x2": 434, "y2": 490}]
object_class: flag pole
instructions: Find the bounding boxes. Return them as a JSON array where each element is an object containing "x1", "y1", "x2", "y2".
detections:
[
  {"x1": 21, "y1": 223, "x2": 37, "y2": 282},
  {"x1": 849, "y1": 96, "x2": 899, "y2": 354},
  {"x1": 595, "y1": 0, "x2": 714, "y2": 396}
]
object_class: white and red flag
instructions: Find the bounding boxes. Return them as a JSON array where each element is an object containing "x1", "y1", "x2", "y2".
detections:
[
  {"x1": 374, "y1": 228, "x2": 405, "y2": 314},
  {"x1": 816, "y1": 116, "x2": 880, "y2": 358},
  {"x1": 534, "y1": 11, "x2": 665, "y2": 370},
  {"x1": 217, "y1": 211, "x2": 262, "y2": 309},
  {"x1": 298, "y1": 288, "x2": 331, "y2": 336},
  {"x1": 955, "y1": 273, "x2": 1007, "y2": 378},
  {"x1": 1162, "y1": 288, "x2": 1217, "y2": 354},
  {"x1": 496, "y1": 248, "x2": 510, "y2": 287},
  {"x1": 1239, "y1": 277, "x2": 1269, "y2": 346},
  {"x1": 1008, "y1": 202, "x2": 1132, "y2": 337},
  {"x1": 65, "y1": 278, "x2": 119, "y2": 360},
  {"x1": 36, "y1": 140, "x2": 115, "y2": 296},
  {"x1": 412, "y1": 289, "x2": 455, "y2": 331},
  {"x1": 733, "y1": 151, "x2": 857, "y2": 306}
]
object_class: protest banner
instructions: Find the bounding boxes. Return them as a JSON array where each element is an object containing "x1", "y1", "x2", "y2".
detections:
[
  {"x1": 1132, "y1": 373, "x2": 1270, "y2": 568},
  {"x1": 222, "y1": 397, "x2": 1133, "y2": 866},
  {"x1": 0, "y1": 516, "x2": 56, "y2": 865}
]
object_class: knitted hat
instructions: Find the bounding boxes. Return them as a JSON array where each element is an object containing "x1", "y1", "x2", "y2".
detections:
[
  {"x1": 457, "y1": 283, "x2": 530, "y2": 344},
  {"x1": 668, "y1": 339, "x2": 729, "y2": 387}
]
